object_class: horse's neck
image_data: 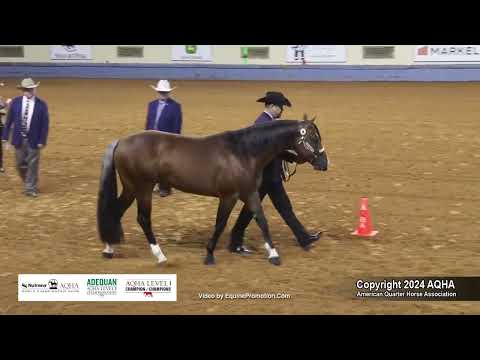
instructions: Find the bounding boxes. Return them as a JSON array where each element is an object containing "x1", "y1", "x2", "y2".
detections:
[{"x1": 254, "y1": 127, "x2": 295, "y2": 169}]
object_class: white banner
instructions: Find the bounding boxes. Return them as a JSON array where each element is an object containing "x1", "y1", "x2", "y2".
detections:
[
  {"x1": 50, "y1": 45, "x2": 92, "y2": 60},
  {"x1": 286, "y1": 45, "x2": 347, "y2": 63},
  {"x1": 171, "y1": 45, "x2": 212, "y2": 62},
  {"x1": 18, "y1": 274, "x2": 177, "y2": 301},
  {"x1": 414, "y1": 45, "x2": 480, "y2": 62}
]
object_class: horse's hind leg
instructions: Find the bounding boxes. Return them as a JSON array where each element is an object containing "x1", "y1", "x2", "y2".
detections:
[
  {"x1": 102, "y1": 186, "x2": 135, "y2": 258},
  {"x1": 243, "y1": 192, "x2": 281, "y2": 266},
  {"x1": 204, "y1": 195, "x2": 238, "y2": 265},
  {"x1": 136, "y1": 188, "x2": 167, "y2": 264}
]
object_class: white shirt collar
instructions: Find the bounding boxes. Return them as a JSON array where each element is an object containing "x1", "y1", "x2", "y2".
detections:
[{"x1": 263, "y1": 111, "x2": 274, "y2": 120}]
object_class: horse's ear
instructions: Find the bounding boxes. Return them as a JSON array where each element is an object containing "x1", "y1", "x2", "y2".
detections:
[
  {"x1": 303, "y1": 113, "x2": 308, "y2": 121},
  {"x1": 311, "y1": 116, "x2": 316, "y2": 122}
]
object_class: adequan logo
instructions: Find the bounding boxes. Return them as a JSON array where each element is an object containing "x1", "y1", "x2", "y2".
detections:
[{"x1": 86, "y1": 278, "x2": 118, "y2": 297}]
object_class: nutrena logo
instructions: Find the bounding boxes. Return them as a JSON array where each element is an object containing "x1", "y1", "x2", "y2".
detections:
[{"x1": 87, "y1": 278, "x2": 117, "y2": 286}]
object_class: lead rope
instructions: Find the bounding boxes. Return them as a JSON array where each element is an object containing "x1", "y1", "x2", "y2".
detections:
[{"x1": 282, "y1": 161, "x2": 298, "y2": 182}]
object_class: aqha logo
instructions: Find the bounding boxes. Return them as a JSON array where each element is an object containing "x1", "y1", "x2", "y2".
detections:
[
  {"x1": 48, "y1": 279, "x2": 58, "y2": 290},
  {"x1": 144, "y1": 291, "x2": 153, "y2": 297},
  {"x1": 417, "y1": 46, "x2": 429, "y2": 56},
  {"x1": 62, "y1": 45, "x2": 78, "y2": 52}
]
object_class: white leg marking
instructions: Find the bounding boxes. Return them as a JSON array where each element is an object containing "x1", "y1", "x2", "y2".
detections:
[
  {"x1": 103, "y1": 243, "x2": 114, "y2": 254},
  {"x1": 264, "y1": 243, "x2": 279, "y2": 259},
  {"x1": 150, "y1": 244, "x2": 167, "y2": 264}
]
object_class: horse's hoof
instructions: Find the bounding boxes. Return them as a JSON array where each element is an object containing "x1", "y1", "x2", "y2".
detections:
[
  {"x1": 204, "y1": 255, "x2": 216, "y2": 265},
  {"x1": 269, "y1": 257, "x2": 281, "y2": 266},
  {"x1": 102, "y1": 252, "x2": 114, "y2": 259}
]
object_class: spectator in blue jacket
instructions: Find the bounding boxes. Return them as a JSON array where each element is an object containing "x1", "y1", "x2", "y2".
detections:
[{"x1": 145, "y1": 80, "x2": 182, "y2": 196}]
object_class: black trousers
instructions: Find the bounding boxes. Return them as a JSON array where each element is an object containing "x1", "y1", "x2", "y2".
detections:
[
  {"x1": 0, "y1": 122, "x2": 3, "y2": 169},
  {"x1": 230, "y1": 180, "x2": 310, "y2": 247}
]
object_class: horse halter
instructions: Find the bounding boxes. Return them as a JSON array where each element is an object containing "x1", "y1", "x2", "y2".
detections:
[{"x1": 298, "y1": 127, "x2": 325, "y2": 158}]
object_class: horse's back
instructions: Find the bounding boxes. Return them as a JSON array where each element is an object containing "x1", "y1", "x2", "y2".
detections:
[
  {"x1": 113, "y1": 130, "x2": 248, "y2": 196},
  {"x1": 114, "y1": 131, "x2": 219, "y2": 180}
]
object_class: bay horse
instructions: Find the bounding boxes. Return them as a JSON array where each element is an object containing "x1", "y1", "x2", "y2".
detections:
[{"x1": 97, "y1": 115, "x2": 328, "y2": 266}]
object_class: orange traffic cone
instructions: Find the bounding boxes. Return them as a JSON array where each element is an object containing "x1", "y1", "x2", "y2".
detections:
[{"x1": 351, "y1": 197, "x2": 379, "y2": 237}]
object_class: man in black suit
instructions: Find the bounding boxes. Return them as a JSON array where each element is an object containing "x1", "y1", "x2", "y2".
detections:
[{"x1": 229, "y1": 91, "x2": 321, "y2": 254}]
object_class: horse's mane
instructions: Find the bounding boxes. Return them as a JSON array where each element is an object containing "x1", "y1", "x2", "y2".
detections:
[{"x1": 222, "y1": 120, "x2": 300, "y2": 158}]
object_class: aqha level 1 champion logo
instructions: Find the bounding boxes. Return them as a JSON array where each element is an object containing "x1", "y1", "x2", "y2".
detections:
[
  {"x1": 87, "y1": 278, "x2": 118, "y2": 297},
  {"x1": 125, "y1": 279, "x2": 173, "y2": 298}
]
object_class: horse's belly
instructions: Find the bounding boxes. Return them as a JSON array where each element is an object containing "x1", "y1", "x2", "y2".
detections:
[{"x1": 167, "y1": 166, "x2": 236, "y2": 198}]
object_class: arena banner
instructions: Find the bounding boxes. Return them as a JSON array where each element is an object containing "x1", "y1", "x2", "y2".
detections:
[
  {"x1": 286, "y1": 45, "x2": 347, "y2": 63},
  {"x1": 18, "y1": 274, "x2": 177, "y2": 301},
  {"x1": 171, "y1": 45, "x2": 213, "y2": 62},
  {"x1": 50, "y1": 45, "x2": 93, "y2": 60},
  {"x1": 415, "y1": 45, "x2": 480, "y2": 62}
]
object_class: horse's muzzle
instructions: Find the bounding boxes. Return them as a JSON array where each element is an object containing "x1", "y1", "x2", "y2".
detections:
[{"x1": 312, "y1": 153, "x2": 328, "y2": 171}]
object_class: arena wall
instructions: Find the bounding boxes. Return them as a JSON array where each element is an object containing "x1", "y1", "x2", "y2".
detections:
[{"x1": 2, "y1": 45, "x2": 480, "y2": 81}]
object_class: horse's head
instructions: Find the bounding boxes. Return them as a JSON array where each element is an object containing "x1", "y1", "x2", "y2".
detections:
[{"x1": 292, "y1": 114, "x2": 328, "y2": 171}]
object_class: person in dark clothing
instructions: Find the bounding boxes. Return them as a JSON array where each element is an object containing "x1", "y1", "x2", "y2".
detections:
[
  {"x1": 0, "y1": 96, "x2": 6, "y2": 172},
  {"x1": 0, "y1": 82, "x2": 8, "y2": 172},
  {"x1": 229, "y1": 91, "x2": 321, "y2": 254}
]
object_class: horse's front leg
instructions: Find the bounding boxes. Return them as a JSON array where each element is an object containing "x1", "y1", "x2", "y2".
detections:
[
  {"x1": 204, "y1": 194, "x2": 238, "y2": 265},
  {"x1": 244, "y1": 192, "x2": 281, "y2": 266}
]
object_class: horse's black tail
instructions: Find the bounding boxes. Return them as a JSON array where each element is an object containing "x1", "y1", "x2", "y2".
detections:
[{"x1": 97, "y1": 139, "x2": 123, "y2": 245}]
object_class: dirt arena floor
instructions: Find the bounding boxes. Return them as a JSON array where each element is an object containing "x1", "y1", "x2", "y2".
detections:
[{"x1": 1, "y1": 79, "x2": 479, "y2": 314}]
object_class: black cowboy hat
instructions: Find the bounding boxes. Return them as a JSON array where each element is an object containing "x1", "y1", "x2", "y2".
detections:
[{"x1": 256, "y1": 91, "x2": 292, "y2": 108}]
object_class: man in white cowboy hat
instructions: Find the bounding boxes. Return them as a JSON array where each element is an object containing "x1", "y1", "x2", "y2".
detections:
[
  {"x1": 145, "y1": 79, "x2": 182, "y2": 197},
  {"x1": 1, "y1": 78, "x2": 50, "y2": 197}
]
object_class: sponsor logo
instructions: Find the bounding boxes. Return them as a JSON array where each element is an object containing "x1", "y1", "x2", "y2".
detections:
[
  {"x1": 430, "y1": 46, "x2": 480, "y2": 56},
  {"x1": 185, "y1": 45, "x2": 197, "y2": 54},
  {"x1": 86, "y1": 278, "x2": 118, "y2": 297},
  {"x1": 19, "y1": 275, "x2": 176, "y2": 301},
  {"x1": 125, "y1": 279, "x2": 172, "y2": 298},
  {"x1": 21, "y1": 279, "x2": 79, "y2": 293},
  {"x1": 21, "y1": 282, "x2": 48, "y2": 292},
  {"x1": 417, "y1": 45, "x2": 480, "y2": 58},
  {"x1": 52, "y1": 46, "x2": 90, "y2": 60},
  {"x1": 62, "y1": 45, "x2": 78, "y2": 52},
  {"x1": 54, "y1": 281, "x2": 79, "y2": 293},
  {"x1": 49, "y1": 279, "x2": 58, "y2": 290},
  {"x1": 291, "y1": 45, "x2": 307, "y2": 61},
  {"x1": 417, "y1": 46, "x2": 428, "y2": 56}
]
